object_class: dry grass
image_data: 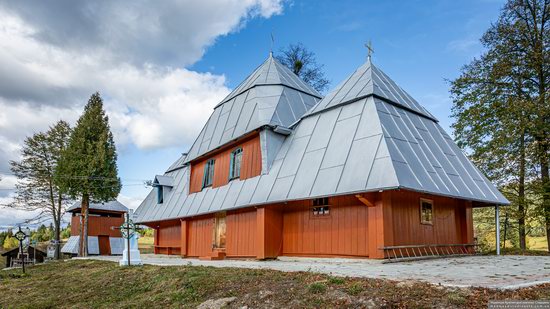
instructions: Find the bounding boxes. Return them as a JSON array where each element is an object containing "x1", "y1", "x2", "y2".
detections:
[
  {"x1": 1, "y1": 259, "x2": 549, "y2": 308},
  {"x1": 0, "y1": 249, "x2": 5, "y2": 269},
  {"x1": 528, "y1": 236, "x2": 548, "y2": 251},
  {"x1": 138, "y1": 236, "x2": 154, "y2": 254}
]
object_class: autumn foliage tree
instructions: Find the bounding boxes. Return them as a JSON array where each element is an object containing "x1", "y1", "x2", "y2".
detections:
[
  {"x1": 56, "y1": 92, "x2": 121, "y2": 257},
  {"x1": 450, "y1": 0, "x2": 549, "y2": 251}
]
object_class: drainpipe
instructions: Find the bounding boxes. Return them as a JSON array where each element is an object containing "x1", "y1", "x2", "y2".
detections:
[{"x1": 495, "y1": 205, "x2": 500, "y2": 256}]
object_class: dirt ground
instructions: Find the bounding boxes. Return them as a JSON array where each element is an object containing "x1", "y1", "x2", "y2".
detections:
[{"x1": 1, "y1": 259, "x2": 549, "y2": 308}]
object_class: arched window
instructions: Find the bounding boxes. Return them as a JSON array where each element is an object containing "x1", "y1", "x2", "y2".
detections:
[{"x1": 229, "y1": 147, "x2": 243, "y2": 180}]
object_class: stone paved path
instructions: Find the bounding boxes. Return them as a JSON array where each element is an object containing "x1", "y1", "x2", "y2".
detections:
[{"x1": 78, "y1": 254, "x2": 550, "y2": 289}]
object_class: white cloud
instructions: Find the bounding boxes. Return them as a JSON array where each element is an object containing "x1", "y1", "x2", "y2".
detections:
[
  {"x1": 0, "y1": 0, "x2": 284, "y2": 224},
  {"x1": 0, "y1": 0, "x2": 284, "y2": 154},
  {"x1": 446, "y1": 38, "x2": 479, "y2": 52},
  {"x1": 117, "y1": 194, "x2": 146, "y2": 211}
]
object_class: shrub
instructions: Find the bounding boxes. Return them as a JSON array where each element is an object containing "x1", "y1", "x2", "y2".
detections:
[
  {"x1": 347, "y1": 282, "x2": 363, "y2": 296},
  {"x1": 308, "y1": 282, "x2": 326, "y2": 294}
]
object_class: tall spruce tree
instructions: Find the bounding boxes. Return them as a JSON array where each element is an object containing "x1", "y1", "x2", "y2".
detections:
[
  {"x1": 9, "y1": 120, "x2": 72, "y2": 259},
  {"x1": 56, "y1": 92, "x2": 121, "y2": 256},
  {"x1": 450, "y1": 0, "x2": 549, "y2": 251}
]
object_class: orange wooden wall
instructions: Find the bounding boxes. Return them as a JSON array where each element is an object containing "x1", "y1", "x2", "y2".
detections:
[
  {"x1": 157, "y1": 222, "x2": 181, "y2": 247},
  {"x1": 189, "y1": 134, "x2": 262, "y2": 193},
  {"x1": 226, "y1": 210, "x2": 257, "y2": 257},
  {"x1": 390, "y1": 191, "x2": 470, "y2": 246},
  {"x1": 71, "y1": 215, "x2": 124, "y2": 237},
  {"x1": 281, "y1": 196, "x2": 370, "y2": 257},
  {"x1": 187, "y1": 217, "x2": 213, "y2": 257},
  {"x1": 152, "y1": 190, "x2": 475, "y2": 259}
]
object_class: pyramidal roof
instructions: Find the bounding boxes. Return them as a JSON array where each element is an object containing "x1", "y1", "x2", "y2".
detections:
[
  {"x1": 184, "y1": 54, "x2": 322, "y2": 163},
  {"x1": 134, "y1": 56, "x2": 508, "y2": 224},
  {"x1": 218, "y1": 54, "x2": 321, "y2": 106},
  {"x1": 305, "y1": 59, "x2": 436, "y2": 121}
]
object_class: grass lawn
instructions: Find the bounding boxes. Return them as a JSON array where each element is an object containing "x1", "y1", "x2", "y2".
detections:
[
  {"x1": 1, "y1": 260, "x2": 549, "y2": 308},
  {"x1": 138, "y1": 236, "x2": 154, "y2": 254},
  {"x1": 528, "y1": 236, "x2": 548, "y2": 251},
  {"x1": 0, "y1": 249, "x2": 5, "y2": 268}
]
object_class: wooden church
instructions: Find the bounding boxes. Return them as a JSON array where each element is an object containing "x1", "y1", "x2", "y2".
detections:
[{"x1": 134, "y1": 54, "x2": 508, "y2": 260}]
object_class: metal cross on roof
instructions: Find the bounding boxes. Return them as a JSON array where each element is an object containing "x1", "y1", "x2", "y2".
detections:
[{"x1": 365, "y1": 40, "x2": 374, "y2": 60}]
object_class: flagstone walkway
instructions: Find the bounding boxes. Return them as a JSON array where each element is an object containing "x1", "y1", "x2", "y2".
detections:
[{"x1": 77, "y1": 254, "x2": 550, "y2": 290}]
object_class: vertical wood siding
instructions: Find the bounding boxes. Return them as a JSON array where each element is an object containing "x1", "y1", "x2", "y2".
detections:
[
  {"x1": 189, "y1": 134, "x2": 261, "y2": 193},
  {"x1": 157, "y1": 222, "x2": 181, "y2": 247},
  {"x1": 226, "y1": 210, "x2": 257, "y2": 257},
  {"x1": 187, "y1": 217, "x2": 213, "y2": 257},
  {"x1": 390, "y1": 191, "x2": 469, "y2": 246},
  {"x1": 282, "y1": 196, "x2": 370, "y2": 257},
  {"x1": 70, "y1": 215, "x2": 124, "y2": 237}
]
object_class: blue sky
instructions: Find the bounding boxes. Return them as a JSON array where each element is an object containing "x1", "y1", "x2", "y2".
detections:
[
  {"x1": 0, "y1": 0, "x2": 504, "y2": 227},
  {"x1": 123, "y1": 0, "x2": 504, "y2": 202}
]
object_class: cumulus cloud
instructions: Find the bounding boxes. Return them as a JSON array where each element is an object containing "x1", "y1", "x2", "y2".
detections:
[
  {"x1": 0, "y1": 0, "x2": 284, "y2": 155},
  {"x1": 0, "y1": 0, "x2": 284, "y2": 221}
]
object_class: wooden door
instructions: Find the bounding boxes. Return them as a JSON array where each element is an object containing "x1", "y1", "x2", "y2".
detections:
[
  {"x1": 98, "y1": 236, "x2": 111, "y2": 255},
  {"x1": 213, "y1": 214, "x2": 226, "y2": 249}
]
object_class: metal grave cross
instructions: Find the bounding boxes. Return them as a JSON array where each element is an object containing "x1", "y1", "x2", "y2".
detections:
[
  {"x1": 111, "y1": 212, "x2": 140, "y2": 266},
  {"x1": 14, "y1": 226, "x2": 28, "y2": 273}
]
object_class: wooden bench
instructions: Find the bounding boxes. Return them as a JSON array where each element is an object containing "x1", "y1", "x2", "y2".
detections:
[{"x1": 153, "y1": 245, "x2": 181, "y2": 255}]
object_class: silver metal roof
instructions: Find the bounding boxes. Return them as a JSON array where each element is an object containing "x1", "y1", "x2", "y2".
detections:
[
  {"x1": 67, "y1": 200, "x2": 128, "y2": 213},
  {"x1": 219, "y1": 53, "x2": 321, "y2": 106},
  {"x1": 154, "y1": 175, "x2": 174, "y2": 187},
  {"x1": 305, "y1": 59, "x2": 437, "y2": 121},
  {"x1": 166, "y1": 154, "x2": 187, "y2": 172},
  {"x1": 135, "y1": 59, "x2": 508, "y2": 224},
  {"x1": 184, "y1": 55, "x2": 321, "y2": 163}
]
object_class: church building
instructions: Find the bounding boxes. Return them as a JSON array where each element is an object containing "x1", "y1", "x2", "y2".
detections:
[{"x1": 134, "y1": 53, "x2": 508, "y2": 260}]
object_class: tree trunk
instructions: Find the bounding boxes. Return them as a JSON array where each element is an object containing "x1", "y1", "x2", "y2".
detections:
[
  {"x1": 503, "y1": 211, "x2": 508, "y2": 250},
  {"x1": 541, "y1": 153, "x2": 550, "y2": 253},
  {"x1": 518, "y1": 128, "x2": 527, "y2": 250},
  {"x1": 54, "y1": 199, "x2": 61, "y2": 260},
  {"x1": 79, "y1": 194, "x2": 90, "y2": 257}
]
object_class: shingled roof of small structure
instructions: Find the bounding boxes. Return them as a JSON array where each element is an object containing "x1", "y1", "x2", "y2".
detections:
[{"x1": 67, "y1": 200, "x2": 128, "y2": 213}]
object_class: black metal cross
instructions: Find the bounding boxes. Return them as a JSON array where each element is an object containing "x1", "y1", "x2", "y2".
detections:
[{"x1": 14, "y1": 226, "x2": 27, "y2": 273}]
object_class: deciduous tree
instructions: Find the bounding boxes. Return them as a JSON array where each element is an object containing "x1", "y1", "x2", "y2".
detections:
[
  {"x1": 450, "y1": 0, "x2": 549, "y2": 251},
  {"x1": 9, "y1": 120, "x2": 72, "y2": 258},
  {"x1": 276, "y1": 43, "x2": 330, "y2": 93}
]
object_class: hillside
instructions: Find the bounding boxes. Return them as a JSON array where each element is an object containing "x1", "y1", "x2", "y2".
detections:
[{"x1": 1, "y1": 260, "x2": 549, "y2": 308}]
